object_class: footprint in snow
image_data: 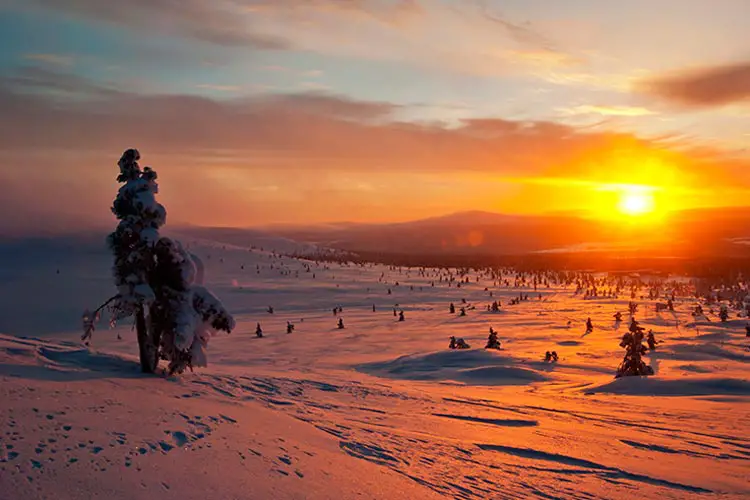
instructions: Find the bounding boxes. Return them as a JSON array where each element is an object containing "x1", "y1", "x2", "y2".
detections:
[
  {"x1": 158, "y1": 441, "x2": 174, "y2": 453},
  {"x1": 170, "y1": 431, "x2": 189, "y2": 447}
]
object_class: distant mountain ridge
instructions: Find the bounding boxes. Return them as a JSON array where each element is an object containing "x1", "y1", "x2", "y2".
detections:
[
  {"x1": 17, "y1": 207, "x2": 745, "y2": 261},
  {"x1": 264, "y1": 207, "x2": 750, "y2": 259}
]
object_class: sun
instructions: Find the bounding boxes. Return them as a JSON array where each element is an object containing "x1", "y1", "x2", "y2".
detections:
[
  {"x1": 588, "y1": 183, "x2": 666, "y2": 222},
  {"x1": 617, "y1": 190, "x2": 655, "y2": 217}
]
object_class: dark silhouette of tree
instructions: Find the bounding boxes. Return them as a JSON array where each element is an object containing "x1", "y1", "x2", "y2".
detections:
[{"x1": 84, "y1": 149, "x2": 234, "y2": 375}]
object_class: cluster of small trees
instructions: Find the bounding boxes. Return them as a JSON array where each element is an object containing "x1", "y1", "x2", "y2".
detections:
[
  {"x1": 447, "y1": 327, "x2": 501, "y2": 350},
  {"x1": 84, "y1": 149, "x2": 234, "y2": 375}
]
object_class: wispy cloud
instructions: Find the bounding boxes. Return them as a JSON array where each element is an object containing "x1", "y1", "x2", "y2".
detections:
[
  {"x1": 25, "y1": 0, "x2": 290, "y2": 48},
  {"x1": 23, "y1": 53, "x2": 74, "y2": 67},
  {"x1": 261, "y1": 65, "x2": 289, "y2": 72},
  {"x1": 559, "y1": 105, "x2": 656, "y2": 117},
  {"x1": 637, "y1": 61, "x2": 750, "y2": 108},
  {"x1": 244, "y1": 0, "x2": 423, "y2": 25},
  {"x1": 260, "y1": 65, "x2": 324, "y2": 78},
  {"x1": 2, "y1": 65, "x2": 126, "y2": 99},
  {"x1": 545, "y1": 71, "x2": 637, "y2": 92},
  {"x1": 21, "y1": 0, "x2": 421, "y2": 49},
  {"x1": 299, "y1": 81, "x2": 332, "y2": 91},
  {"x1": 498, "y1": 176, "x2": 671, "y2": 192},
  {"x1": 505, "y1": 49, "x2": 582, "y2": 69},
  {"x1": 17, "y1": 0, "x2": 584, "y2": 78},
  {"x1": 195, "y1": 84, "x2": 243, "y2": 92},
  {"x1": 468, "y1": 0, "x2": 561, "y2": 53}
]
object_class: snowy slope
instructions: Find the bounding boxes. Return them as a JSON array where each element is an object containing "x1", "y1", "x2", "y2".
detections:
[{"x1": 1, "y1": 234, "x2": 749, "y2": 499}]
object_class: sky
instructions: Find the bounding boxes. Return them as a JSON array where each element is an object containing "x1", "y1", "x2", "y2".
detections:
[{"x1": 0, "y1": 0, "x2": 749, "y2": 233}]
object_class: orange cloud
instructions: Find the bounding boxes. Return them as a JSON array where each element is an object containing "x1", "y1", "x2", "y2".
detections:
[
  {"x1": 1, "y1": 65, "x2": 749, "y2": 231},
  {"x1": 638, "y1": 61, "x2": 750, "y2": 108},
  {"x1": 1, "y1": 66, "x2": 746, "y2": 186}
]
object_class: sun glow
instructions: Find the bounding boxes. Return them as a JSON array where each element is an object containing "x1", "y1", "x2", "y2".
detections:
[
  {"x1": 617, "y1": 190, "x2": 655, "y2": 216},
  {"x1": 585, "y1": 183, "x2": 666, "y2": 222}
]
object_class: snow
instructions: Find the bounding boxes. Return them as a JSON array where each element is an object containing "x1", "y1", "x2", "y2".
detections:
[
  {"x1": 359, "y1": 350, "x2": 551, "y2": 385},
  {"x1": 1, "y1": 233, "x2": 749, "y2": 499}
]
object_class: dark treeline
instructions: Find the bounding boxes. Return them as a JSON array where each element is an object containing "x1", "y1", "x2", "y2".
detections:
[{"x1": 290, "y1": 248, "x2": 750, "y2": 281}]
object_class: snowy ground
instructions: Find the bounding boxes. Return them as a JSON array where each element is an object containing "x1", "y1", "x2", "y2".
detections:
[{"x1": 1, "y1": 234, "x2": 749, "y2": 499}]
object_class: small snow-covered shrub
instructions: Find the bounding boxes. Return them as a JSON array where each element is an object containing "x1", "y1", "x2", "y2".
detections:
[{"x1": 615, "y1": 319, "x2": 654, "y2": 378}]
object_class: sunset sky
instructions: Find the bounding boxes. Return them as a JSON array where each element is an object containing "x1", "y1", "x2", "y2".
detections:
[{"x1": 1, "y1": 0, "x2": 749, "y2": 233}]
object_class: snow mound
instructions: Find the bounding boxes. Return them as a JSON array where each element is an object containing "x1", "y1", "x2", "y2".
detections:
[
  {"x1": 586, "y1": 376, "x2": 750, "y2": 397},
  {"x1": 357, "y1": 349, "x2": 550, "y2": 385},
  {"x1": 0, "y1": 334, "x2": 141, "y2": 380},
  {"x1": 669, "y1": 342, "x2": 750, "y2": 363}
]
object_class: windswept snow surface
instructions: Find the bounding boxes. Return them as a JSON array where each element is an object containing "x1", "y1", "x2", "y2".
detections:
[{"x1": 1, "y1": 235, "x2": 749, "y2": 499}]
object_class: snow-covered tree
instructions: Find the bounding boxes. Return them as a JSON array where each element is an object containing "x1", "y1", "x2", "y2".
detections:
[
  {"x1": 485, "y1": 327, "x2": 501, "y2": 349},
  {"x1": 615, "y1": 319, "x2": 653, "y2": 378},
  {"x1": 84, "y1": 149, "x2": 234, "y2": 374},
  {"x1": 151, "y1": 237, "x2": 235, "y2": 374},
  {"x1": 103, "y1": 148, "x2": 165, "y2": 372}
]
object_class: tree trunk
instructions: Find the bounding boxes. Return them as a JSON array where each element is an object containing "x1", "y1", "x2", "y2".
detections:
[
  {"x1": 149, "y1": 312, "x2": 163, "y2": 372},
  {"x1": 136, "y1": 306, "x2": 159, "y2": 373}
]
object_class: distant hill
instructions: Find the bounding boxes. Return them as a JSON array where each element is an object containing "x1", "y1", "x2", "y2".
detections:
[
  {"x1": 265, "y1": 207, "x2": 750, "y2": 259},
  {"x1": 169, "y1": 226, "x2": 320, "y2": 255}
]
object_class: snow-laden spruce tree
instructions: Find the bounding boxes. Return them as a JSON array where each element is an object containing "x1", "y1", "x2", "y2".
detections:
[
  {"x1": 83, "y1": 149, "x2": 234, "y2": 375},
  {"x1": 150, "y1": 237, "x2": 235, "y2": 374}
]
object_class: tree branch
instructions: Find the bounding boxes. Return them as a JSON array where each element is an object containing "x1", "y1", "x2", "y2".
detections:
[
  {"x1": 81, "y1": 294, "x2": 121, "y2": 344},
  {"x1": 93, "y1": 294, "x2": 120, "y2": 316}
]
